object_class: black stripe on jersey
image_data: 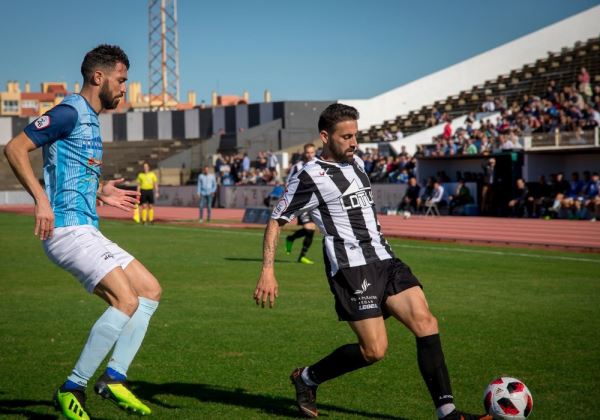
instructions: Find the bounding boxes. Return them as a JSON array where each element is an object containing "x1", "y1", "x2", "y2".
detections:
[
  {"x1": 315, "y1": 160, "x2": 379, "y2": 263},
  {"x1": 281, "y1": 172, "x2": 314, "y2": 220},
  {"x1": 351, "y1": 163, "x2": 395, "y2": 258},
  {"x1": 300, "y1": 168, "x2": 349, "y2": 268}
]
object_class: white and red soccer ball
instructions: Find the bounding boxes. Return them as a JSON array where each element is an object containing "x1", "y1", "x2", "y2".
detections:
[{"x1": 483, "y1": 377, "x2": 533, "y2": 419}]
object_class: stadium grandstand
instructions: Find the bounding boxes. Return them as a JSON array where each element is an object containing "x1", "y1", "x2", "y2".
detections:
[{"x1": 1, "y1": 5, "x2": 599, "y2": 222}]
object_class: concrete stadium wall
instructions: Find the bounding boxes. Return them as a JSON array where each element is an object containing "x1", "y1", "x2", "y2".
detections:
[{"x1": 341, "y1": 5, "x2": 600, "y2": 129}]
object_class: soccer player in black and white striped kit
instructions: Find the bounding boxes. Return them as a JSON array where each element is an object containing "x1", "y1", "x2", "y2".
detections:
[
  {"x1": 254, "y1": 104, "x2": 491, "y2": 420},
  {"x1": 284, "y1": 143, "x2": 317, "y2": 264}
]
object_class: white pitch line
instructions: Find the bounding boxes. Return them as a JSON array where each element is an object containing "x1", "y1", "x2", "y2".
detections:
[
  {"x1": 392, "y1": 243, "x2": 600, "y2": 264},
  {"x1": 143, "y1": 223, "x2": 600, "y2": 264}
]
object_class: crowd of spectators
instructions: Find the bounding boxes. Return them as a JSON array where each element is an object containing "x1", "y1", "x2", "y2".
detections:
[
  {"x1": 213, "y1": 151, "x2": 282, "y2": 186},
  {"x1": 423, "y1": 69, "x2": 600, "y2": 157}
]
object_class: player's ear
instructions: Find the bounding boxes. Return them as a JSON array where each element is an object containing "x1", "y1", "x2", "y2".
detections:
[
  {"x1": 92, "y1": 70, "x2": 103, "y2": 86},
  {"x1": 320, "y1": 129, "x2": 329, "y2": 145}
]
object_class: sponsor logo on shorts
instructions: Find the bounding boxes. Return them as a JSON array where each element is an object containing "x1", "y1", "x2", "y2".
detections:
[
  {"x1": 354, "y1": 279, "x2": 371, "y2": 295},
  {"x1": 34, "y1": 116, "x2": 50, "y2": 130},
  {"x1": 101, "y1": 252, "x2": 114, "y2": 261}
]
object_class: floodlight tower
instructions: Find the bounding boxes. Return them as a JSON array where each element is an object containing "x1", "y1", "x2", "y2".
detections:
[{"x1": 148, "y1": 0, "x2": 180, "y2": 110}]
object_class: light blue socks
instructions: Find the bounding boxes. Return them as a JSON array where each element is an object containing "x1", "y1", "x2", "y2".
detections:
[
  {"x1": 107, "y1": 297, "x2": 159, "y2": 377},
  {"x1": 67, "y1": 306, "x2": 130, "y2": 387}
]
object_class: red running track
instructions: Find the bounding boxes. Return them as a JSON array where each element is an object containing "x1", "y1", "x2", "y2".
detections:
[{"x1": 2, "y1": 205, "x2": 599, "y2": 252}]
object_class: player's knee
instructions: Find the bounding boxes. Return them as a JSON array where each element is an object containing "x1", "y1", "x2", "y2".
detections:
[
  {"x1": 147, "y1": 284, "x2": 162, "y2": 302},
  {"x1": 362, "y1": 341, "x2": 388, "y2": 363},
  {"x1": 115, "y1": 295, "x2": 140, "y2": 316},
  {"x1": 411, "y1": 311, "x2": 438, "y2": 336}
]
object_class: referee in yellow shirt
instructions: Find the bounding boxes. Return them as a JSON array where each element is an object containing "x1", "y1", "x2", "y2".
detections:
[{"x1": 136, "y1": 162, "x2": 159, "y2": 224}]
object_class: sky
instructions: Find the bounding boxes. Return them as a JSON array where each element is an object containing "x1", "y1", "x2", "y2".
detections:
[{"x1": 0, "y1": 0, "x2": 598, "y2": 104}]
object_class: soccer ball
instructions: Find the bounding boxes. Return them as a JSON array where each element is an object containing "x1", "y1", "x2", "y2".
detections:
[
  {"x1": 483, "y1": 377, "x2": 533, "y2": 420},
  {"x1": 402, "y1": 211, "x2": 411, "y2": 219}
]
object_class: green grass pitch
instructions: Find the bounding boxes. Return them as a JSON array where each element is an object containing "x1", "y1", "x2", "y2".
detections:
[{"x1": 0, "y1": 212, "x2": 598, "y2": 419}]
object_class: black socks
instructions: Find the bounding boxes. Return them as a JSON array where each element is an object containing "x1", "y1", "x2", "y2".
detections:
[
  {"x1": 308, "y1": 343, "x2": 372, "y2": 384},
  {"x1": 416, "y1": 334, "x2": 454, "y2": 408}
]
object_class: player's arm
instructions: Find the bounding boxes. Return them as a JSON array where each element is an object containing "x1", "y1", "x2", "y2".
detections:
[
  {"x1": 3, "y1": 132, "x2": 54, "y2": 240},
  {"x1": 254, "y1": 217, "x2": 287, "y2": 308}
]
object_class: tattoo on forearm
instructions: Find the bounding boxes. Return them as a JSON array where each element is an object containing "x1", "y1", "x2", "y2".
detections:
[{"x1": 263, "y1": 220, "x2": 279, "y2": 268}]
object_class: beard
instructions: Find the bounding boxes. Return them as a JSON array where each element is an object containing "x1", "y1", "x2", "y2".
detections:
[
  {"x1": 329, "y1": 144, "x2": 355, "y2": 163},
  {"x1": 99, "y1": 81, "x2": 122, "y2": 110}
]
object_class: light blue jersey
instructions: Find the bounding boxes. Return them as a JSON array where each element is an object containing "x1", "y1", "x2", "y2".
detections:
[{"x1": 24, "y1": 94, "x2": 102, "y2": 228}]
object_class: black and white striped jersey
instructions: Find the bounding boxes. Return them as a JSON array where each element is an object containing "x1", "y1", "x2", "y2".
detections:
[
  {"x1": 272, "y1": 156, "x2": 395, "y2": 275},
  {"x1": 286, "y1": 160, "x2": 305, "y2": 184}
]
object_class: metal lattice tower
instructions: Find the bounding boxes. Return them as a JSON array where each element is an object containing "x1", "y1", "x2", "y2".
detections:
[{"x1": 148, "y1": 0, "x2": 180, "y2": 110}]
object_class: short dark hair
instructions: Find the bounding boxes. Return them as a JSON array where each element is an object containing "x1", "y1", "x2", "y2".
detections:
[
  {"x1": 303, "y1": 143, "x2": 315, "y2": 151},
  {"x1": 318, "y1": 103, "x2": 359, "y2": 134},
  {"x1": 81, "y1": 44, "x2": 129, "y2": 82}
]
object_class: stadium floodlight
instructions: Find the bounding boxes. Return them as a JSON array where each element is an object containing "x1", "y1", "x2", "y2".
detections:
[{"x1": 148, "y1": 0, "x2": 180, "y2": 110}]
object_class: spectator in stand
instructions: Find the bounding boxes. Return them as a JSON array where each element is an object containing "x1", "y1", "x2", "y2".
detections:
[
  {"x1": 479, "y1": 134, "x2": 492, "y2": 155},
  {"x1": 397, "y1": 169, "x2": 409, "y2": 184},
  {"x1": 242, "y1": 153, "x2": 251, "y2": 175},
  {"x1": 448, "y1": 179, "x2": 473, "y2": 215},
  {"x1": 508, "y1": 178, "x2": 530, "y2": 217},
  {"x1": 463, "y1": 137, "x2": 478, "y2": 155},
  {"x1": 481, "y1": 96, "x2": 495, "y2": 112},
  {"x1": 256, "y1": 151, "x2": 268, "y2": 170},
  {"x1": 527, "y1": 175, "x2": 552, "y2": 218},
  {"x1": 267, "y1": 150, "x2": 279, "y2": 172},
  {"x1": 398, "y1": 176, "x2": 421, "y2": 214},
  {"x1": 442, "y1": 116, "x2": 452, "y2": 140},
  {"x1": 382, "y1": 129, "x2": 394, "y2": 141},
  {"x1": 499, "y1": 134, "x2": 514, "y2": 150},
  {"x1": 395, "y1": 129, "x2": 404, "y2": 140}
]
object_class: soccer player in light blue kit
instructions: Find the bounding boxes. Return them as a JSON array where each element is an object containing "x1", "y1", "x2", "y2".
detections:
[{"x1": 4, "y1": 45, "x2": 161, "y2": 419}]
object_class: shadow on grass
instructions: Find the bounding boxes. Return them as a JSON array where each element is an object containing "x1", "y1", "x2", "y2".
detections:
[
  {"x1": 0, "y1": 397, "x2": 111, "y2": 420},
  {"x1": 130, "y1": 380, "x2": 407, "y2": 419},
  {"x1": 224, "y1": 257, "x2": 294, "y2": 263},
  {"x1": 0, "y1": 398, "x2": 57, "y2": 419}
]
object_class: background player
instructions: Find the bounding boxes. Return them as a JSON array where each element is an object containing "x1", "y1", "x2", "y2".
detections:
[
  {"x1": 284, "y1": 143, "x2": 317, "y2": 264},
  {"x1": 136, "y1": 161, "x2": 159, "y2": 225},
  {"x1": 3, "y1": 45, "x2": 161, "y2": 419},
  {"x1": 253, "y1": 104, "x2": 491, "y2": 420}
]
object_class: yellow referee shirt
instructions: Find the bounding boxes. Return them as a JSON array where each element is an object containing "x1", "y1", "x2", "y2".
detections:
[{"x1": 137, "y1": 171, "x2": 158, "y2": 190}]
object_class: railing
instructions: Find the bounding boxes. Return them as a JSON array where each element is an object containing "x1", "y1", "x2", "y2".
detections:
[{"x1": 524, "y1": 127, "x2": 599, "y2": 150}]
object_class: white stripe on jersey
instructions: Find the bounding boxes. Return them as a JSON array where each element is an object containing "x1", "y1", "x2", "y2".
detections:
[{"x1": 272, "y1": 155, "x2": 394, "y2": 275}]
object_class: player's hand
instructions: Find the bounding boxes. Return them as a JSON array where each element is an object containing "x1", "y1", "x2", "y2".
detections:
[
  {"x1": 254, "y1": 271, "x2": 279, "y2": 308},
  {"x1": 155, "y1": 191, "x2": 160, "y2": 198},
  {"x1": 99, "y1": 178, "x2": 140, "y2": 211},
  {"x1": 34, "y1": 198, "x2": 55, "y2": 240}
]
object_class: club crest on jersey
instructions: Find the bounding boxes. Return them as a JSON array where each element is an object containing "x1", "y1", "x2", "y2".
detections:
[
  {"x1": 33, "y1": 116, "x2": 50, "y2": 130},
  {"x1": 274, "y1": 197, "x2": 288, "y2": 214},
  {"x1": 340, "y1": 179, "x2": 374, "y2": 210},
  {"x1": 87, "y1": 157, "x2": 103, "y2": 167}
]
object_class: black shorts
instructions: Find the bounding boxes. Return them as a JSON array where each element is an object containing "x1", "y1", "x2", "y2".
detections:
[
  {"x1": 140, "y1": 189, "x2": 154, "y2": 205},
  {"x1": 297, "y1": 212, "x2": 313, "y2": 226},
  {"x1": 327, "y1": 258, "x2": 422, "y2": 321}
]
